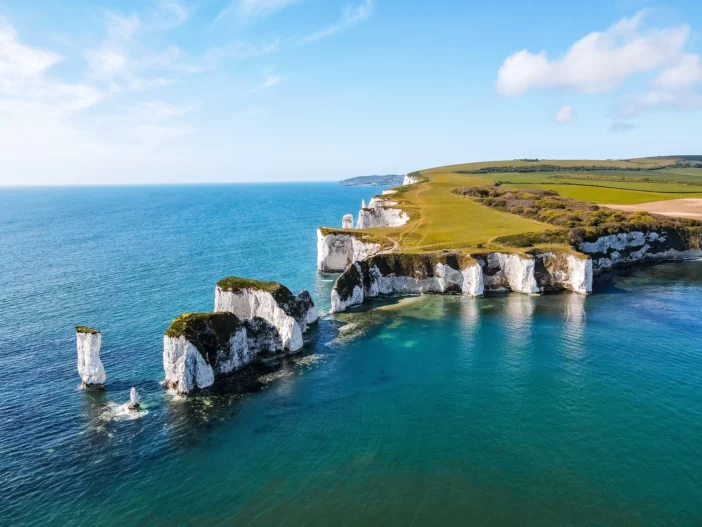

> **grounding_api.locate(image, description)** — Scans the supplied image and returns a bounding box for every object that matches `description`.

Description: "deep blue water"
[1,184,702,526]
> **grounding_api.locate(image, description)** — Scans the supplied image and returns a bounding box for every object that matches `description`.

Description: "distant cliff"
[339,175,404,186]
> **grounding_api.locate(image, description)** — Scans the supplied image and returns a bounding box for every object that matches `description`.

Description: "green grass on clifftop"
[76,326,100,334]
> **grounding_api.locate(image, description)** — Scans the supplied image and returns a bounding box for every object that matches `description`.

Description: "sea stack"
[76,326,106,390]
[214,277,317,352]
[128,388,140,411]
[342,214,354,229]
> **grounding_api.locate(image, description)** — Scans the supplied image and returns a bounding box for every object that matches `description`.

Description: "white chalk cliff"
[76,328,106,388]
[483,253,540,294]
[402,174,420,185]
[342,214,354,229]
[330,251,593,312]
[579,231,702,271]
[356,204,409,229]
[317,229,382,272]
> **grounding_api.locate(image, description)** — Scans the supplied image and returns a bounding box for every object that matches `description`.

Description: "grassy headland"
[347,157,702,256]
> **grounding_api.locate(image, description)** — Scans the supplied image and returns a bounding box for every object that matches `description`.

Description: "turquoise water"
[2,184,702,526]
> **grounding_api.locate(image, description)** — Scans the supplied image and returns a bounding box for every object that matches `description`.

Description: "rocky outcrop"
[163,312,251,394]
[330,250,593,312]
[342,214,354,229]
[403,174,420,185]
[317,229,382,272]
[76,326,106,389]
[214,277,317,352]
[579,230,702,271]
[128,388,140,411]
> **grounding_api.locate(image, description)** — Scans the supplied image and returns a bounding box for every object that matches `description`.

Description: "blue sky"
[1,0,702,185]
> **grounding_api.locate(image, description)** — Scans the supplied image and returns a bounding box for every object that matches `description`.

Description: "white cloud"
[0,20,100,117]
[0,20,62,83]
[616,52,702,117]
[554,104,574,124]
[299,0,373,44]
[651,53,702,91]
[259,74,280,89]
[496,10,689,96]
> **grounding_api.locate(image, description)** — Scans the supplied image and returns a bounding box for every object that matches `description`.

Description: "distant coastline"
[339,174,404,186]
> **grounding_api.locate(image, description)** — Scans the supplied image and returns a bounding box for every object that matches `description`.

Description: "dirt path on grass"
[600,199,702,219]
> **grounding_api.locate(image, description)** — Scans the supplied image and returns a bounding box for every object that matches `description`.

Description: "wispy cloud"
[609,121,638,132]
[299,0,373,45]
[553,105,575,124]
[259,74,281,89]
[215,0,299,25]
[201,38,279,68]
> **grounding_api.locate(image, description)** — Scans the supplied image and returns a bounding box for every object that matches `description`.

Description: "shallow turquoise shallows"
[1,184,702,526]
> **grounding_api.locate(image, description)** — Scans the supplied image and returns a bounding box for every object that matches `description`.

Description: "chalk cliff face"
[316,229,382,272]
[402,174,420,185]
[534,253,593,295]
[330,251,593,312]
[342,214,354,229]
[76,327,106,389]
[356,204,409,229]
[579,230,702,271]
[214,277,317,352]
[330,253,485,312]
[482,253,540,294]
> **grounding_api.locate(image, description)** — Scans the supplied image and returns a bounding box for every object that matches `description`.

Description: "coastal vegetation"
[75,326,100,334]
[165,312,243,364]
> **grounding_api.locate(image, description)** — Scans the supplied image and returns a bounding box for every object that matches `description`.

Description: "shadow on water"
[594,260,702,294]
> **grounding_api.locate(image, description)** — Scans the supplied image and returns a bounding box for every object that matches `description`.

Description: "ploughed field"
[356,157,702,254]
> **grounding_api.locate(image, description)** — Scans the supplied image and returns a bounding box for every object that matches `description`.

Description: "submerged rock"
[214,277,317,352]
[76,326,106,389]
[128,387,140,411]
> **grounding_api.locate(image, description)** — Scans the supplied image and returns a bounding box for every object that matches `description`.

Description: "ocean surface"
[1,183,702,526]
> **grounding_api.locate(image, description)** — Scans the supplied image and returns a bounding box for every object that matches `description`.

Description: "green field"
[347,157,702,255]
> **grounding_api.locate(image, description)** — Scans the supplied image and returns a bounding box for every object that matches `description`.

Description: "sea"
[1,183,702,526]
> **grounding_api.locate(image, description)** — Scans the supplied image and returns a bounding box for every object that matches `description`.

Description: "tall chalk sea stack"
[76,326,106,389]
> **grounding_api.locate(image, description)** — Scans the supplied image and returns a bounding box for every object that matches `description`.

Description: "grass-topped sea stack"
[75,326,106,390]
[163,277,318,395]
[214,277,317,352]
